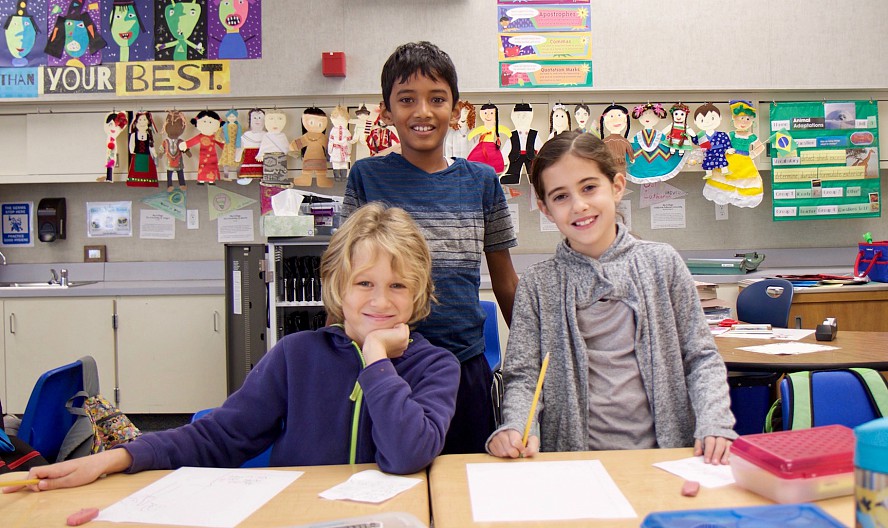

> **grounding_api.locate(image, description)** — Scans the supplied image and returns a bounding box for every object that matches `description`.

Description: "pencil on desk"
[522,351,550,448]
[0,478,40,488]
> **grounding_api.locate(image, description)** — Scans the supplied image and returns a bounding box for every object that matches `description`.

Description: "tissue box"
[730,425,854,504]
[262,215,314,237]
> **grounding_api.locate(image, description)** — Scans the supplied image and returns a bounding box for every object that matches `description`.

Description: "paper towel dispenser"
[37,198,66,242]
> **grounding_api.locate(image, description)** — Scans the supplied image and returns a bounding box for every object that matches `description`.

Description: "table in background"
[0,463,429,528]
[790,283,888,331]
[429,449,853,528]
[716,330,888,372]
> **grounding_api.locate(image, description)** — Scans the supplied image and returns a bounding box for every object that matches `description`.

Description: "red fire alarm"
[322,52,346,77]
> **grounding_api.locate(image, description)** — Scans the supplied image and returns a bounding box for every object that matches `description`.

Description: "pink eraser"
[681,480,700,497]
[66,507,100,526]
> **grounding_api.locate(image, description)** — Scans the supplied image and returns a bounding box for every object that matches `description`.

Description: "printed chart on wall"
[769,100,880,221]
[497,1,592,89]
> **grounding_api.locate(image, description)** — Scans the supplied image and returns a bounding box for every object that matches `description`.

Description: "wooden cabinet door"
[116,296,226,413]
[4,298,116,413]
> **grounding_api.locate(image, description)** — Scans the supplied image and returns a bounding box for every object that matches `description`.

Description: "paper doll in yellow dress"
[705,100,764,208]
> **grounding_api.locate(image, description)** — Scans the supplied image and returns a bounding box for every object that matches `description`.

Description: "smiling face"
[134,113,149,132]
[381,72,458,168]
[218,0,249,31]
[341,244,414,348]
[603,109,627,135]
[479,107,497,127]
[695,110,721,131]
[537,153,625,259]
[5,15,37,59]
[672,109,687,125]
[110,5,140,48]
[63,18,88,58]
[732,113,753,132]
[196,115,221,135]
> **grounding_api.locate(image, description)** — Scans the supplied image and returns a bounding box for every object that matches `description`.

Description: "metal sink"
[0,281,99,289]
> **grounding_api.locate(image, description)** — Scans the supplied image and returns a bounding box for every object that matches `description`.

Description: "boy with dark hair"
[343,41,519,454]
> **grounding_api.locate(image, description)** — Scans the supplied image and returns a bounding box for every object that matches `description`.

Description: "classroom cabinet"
[3,297,116,414]
[267,237,330,348]
[0,301,5,409]
[789,287,888,332]
[115,296,226,413]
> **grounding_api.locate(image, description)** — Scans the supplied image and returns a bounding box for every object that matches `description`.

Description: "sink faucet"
[49,268,60,285]
[0,249,6,265]
[60,269,69,287]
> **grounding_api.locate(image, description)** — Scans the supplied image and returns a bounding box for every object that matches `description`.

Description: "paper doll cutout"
[692,103,732,178]
[350,104,374,161]
[2,0,44,67]
[662,103,695,155]
[102,0,152,62]
[237,107,265,184]
[154,0,206,61]
[574,103,597,135]
[180,110,224,184]
[547,103,571,141]
[209,0,260,59]
[501,103,541,185]
[157,110,191,192]
[599,104,633,175]
[327,105,352,183]
[366,103,399,156]
[256,110,291,186]
[126,111,159,187]
[626,103,686,184]
[706,100,764,208]
[219,108,241,180]
[100,111,128,183]
[45,0,106,67]
[291,107,331,188]
[467,103,511,173]
[444,100,477,159]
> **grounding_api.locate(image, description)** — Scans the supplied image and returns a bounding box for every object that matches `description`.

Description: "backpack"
[56,356,142,462]
[1,399,48,473]
[765,368,888,432]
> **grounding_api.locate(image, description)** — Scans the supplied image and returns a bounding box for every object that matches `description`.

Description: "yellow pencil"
[0,478,40,488]
[522,351,550,447]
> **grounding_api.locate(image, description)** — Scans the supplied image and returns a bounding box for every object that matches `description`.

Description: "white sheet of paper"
[652,456,735,488]
[96,467,303,528]
[217,210,255,243]
[140,210,175,240]
[716,328,815,340]
[650,199,686,229]
[466,460,636,522]
[318,470,421,504]
[738,342,840,355]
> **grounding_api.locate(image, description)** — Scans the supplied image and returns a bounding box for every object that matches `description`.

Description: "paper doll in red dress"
[366,102,399,157]
[179,110,225,185]
[290,107,331,187]
[467,103,511,173]
[126,111,159,187]
[327,105,352,183]
[237,107,265,184]
[100,111,128,182]
[661,103,695,156]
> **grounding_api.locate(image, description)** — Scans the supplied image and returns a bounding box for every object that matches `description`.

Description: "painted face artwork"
[196,114,221,135]
[733,113,753,132]
[110,5,140,49]
[4,15,37,63]
[637,109,661,130]
[160,0,202,60]
[552,108,569,134]
[264,112,286,133]
[575,107,590,129]
[249,109,265,131]
[63,17,88,57]
[480,106,497,126]
[695,111,721,132]
[603,109,627,135]
[135,113,149,132]
[218,0,249,31]
[302,113,327,134]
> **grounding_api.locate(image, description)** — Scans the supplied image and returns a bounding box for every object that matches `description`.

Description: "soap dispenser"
[37,198,66,242]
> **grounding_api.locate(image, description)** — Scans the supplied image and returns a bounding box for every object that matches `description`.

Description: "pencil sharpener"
[815,317,837,341]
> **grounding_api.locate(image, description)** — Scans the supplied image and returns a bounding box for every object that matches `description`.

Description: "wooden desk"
[0,463,429,528]
[790,283,888,331]
[717,330,888,372]
[429,449,853,527]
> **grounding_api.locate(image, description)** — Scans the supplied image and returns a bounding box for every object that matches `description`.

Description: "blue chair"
[190,408,272,468]
[481,300,502,371]
[736,278,795,327]
[780,369,886,429]
[18,359,84,463]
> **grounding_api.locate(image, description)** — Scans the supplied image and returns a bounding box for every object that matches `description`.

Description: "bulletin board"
[769,101,880,221]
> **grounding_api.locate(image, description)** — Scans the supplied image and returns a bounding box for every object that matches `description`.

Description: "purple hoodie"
[122,325,460,474]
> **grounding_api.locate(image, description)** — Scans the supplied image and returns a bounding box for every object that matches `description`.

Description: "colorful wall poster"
[0,67,40,97]
[498,32,590,61]
[1,202,34,247]
[500,60,591,89]
[45,0,106,67]
[208,0,261,59]
[769,100,880,221]
[154,0,208,61]
[497,4,590,33]
[100,0,155,63]
[0,0,48,68]
[87,201,132,237]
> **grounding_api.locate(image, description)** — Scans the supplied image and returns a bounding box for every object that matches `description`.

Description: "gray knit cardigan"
[491,225,737,453]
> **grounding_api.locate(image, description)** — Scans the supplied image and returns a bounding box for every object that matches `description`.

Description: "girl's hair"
[693,102,720,120]
[530,130,619,202]
[480,103,501,149]
[598,104,630,139]
[321,203,435,326]
[631,102,667,120]
[451,100,476,130]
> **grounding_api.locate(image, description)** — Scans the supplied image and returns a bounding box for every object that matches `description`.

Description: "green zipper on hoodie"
[335,324,366,465]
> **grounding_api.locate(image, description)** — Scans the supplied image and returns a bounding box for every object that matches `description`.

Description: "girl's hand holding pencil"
[485,352,550,459]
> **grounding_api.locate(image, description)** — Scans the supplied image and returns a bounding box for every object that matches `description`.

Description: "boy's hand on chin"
[362,323,410,364]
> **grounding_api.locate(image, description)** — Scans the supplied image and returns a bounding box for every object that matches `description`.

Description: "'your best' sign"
[40,61,230,96]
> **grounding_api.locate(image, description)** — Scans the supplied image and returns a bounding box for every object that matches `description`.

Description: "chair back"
[191,408,272,468]
[736,278,794,327]
[18,359,84,462]
[780,369,886,429]
[481,300,501,371]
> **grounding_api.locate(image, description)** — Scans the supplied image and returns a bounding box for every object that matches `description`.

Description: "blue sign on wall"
[1,202,33,246]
